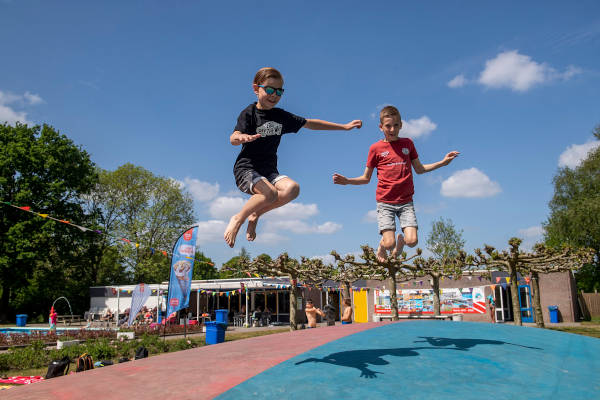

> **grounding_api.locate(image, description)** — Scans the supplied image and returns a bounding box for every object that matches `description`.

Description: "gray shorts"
[236,169,287,195]
[376,201,418,234]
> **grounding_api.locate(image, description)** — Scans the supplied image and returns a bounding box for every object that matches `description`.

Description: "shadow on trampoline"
[295,346,460,378]
[415,336,543,351]
[295,337,542,378]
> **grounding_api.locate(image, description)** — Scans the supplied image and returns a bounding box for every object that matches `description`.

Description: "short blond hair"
[253,67,284,85]
[379,105,401,123]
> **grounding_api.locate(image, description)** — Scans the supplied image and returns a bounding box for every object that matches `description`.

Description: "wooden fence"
[579,292,600,318]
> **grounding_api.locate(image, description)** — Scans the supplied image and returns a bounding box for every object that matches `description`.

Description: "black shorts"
[234,168,287,195]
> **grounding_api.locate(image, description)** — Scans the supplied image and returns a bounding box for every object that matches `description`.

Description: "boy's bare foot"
[376,244,388,263]
[246,214,258,241]
[224,215,243,248]
[391,233,405,258]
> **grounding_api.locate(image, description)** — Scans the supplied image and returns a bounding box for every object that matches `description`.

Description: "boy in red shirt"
[333,105,459,262]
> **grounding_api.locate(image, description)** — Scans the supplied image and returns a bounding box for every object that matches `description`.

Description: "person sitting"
[118,309,130,327]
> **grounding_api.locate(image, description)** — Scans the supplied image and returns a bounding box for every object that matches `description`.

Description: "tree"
[307,253,372,302]
[227,253,312,330]
[331,246,422,321]
[191,251,217,280]
[87,163,195,284]
[471,238,531,326]
[0,123,98,321]
[414,253,467,316]
[219,248,253,278]
[544,124,600,292]
[421,217,467,315]
[518,243,593,328]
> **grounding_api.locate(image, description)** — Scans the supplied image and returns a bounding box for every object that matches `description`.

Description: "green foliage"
[544,124,600,291]
[426,217,465,259]
[0,123,98,321]
[219,248,253,278]
[86,163,195,284]
[191,251,218,280]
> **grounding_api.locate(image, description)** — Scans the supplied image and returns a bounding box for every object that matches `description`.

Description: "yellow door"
[353,290,368,323]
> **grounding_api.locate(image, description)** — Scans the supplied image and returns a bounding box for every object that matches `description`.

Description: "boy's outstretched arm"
[304,119,362,131]
[412,151,460,174]
[230,130,261,145]
[333,167,374,185]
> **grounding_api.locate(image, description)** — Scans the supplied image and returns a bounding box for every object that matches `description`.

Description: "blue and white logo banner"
[128,283,151,327]
[166,226,198,318]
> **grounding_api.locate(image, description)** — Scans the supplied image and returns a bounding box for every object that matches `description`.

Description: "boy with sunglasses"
[333,105,459,262]
[225,67,362,247]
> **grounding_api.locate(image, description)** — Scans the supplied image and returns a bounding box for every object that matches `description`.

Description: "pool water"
[0,327,85,335]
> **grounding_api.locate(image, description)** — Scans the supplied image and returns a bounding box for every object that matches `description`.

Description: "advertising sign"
[374,286,487,314]
[166,226,199,318]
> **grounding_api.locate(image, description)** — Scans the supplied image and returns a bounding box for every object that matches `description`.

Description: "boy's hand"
[231,131,262,145]
[332,173,349,185]
[443,151,460,165]
[344,120,362,130]
[239,133,262,143]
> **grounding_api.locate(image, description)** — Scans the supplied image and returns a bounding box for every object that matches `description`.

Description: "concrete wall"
[538,271,579,323]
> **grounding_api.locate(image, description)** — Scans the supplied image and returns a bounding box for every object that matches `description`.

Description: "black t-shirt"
[233,103,306,175]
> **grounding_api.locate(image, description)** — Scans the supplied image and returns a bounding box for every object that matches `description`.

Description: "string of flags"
[1,201,214,267]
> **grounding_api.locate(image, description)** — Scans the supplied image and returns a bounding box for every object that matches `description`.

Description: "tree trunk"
[289,275,299,330]
[388,269,399,321]
[531,271,544,328]
[0,286,9,322]
[432,275,441,316]
[508,264,522,326]
[342,282,351,302]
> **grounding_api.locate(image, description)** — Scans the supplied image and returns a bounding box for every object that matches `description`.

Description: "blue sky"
[2,1,599,269]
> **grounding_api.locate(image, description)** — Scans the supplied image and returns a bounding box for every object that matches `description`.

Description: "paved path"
[4,321,600,399]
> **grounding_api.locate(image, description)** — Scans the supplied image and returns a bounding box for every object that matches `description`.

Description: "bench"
[57,315,82,326]
[375,314,458,321]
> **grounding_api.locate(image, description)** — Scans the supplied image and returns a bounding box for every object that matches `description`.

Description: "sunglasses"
[258,85,284,96]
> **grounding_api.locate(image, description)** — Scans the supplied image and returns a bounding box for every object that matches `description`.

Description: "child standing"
[49,307,57,332]
[333,105,459,262]
[224,67,362,247]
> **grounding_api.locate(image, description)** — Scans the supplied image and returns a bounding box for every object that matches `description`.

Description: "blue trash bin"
[215,309,228,325]
[205,321,227,345]
[16,314,28,327]
[548,305,559,323]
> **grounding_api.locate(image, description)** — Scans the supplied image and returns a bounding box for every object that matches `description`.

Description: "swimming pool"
[0,327,97,335]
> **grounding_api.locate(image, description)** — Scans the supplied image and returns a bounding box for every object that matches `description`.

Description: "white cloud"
[264,219,342,235]
[23,91,43,105]
[182,177,219,202]
[195,220,227,244]
[208,196,246,219]
[0,90,43,125]
[253,231,289,245]
[518,226,544,239]
[263,202,319,220]
[448,74,467,88]
[441,168,501,198]
[363,209,377,223]
[558,141,600,169]
[0,105,29,125]
[401,116,437,139]
[478,50,580,92]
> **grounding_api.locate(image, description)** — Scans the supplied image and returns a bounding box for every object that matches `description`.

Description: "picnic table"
[56,315,82,326]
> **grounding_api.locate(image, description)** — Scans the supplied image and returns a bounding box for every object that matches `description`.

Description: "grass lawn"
[546,317,600,339]
[2,328,289,379]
